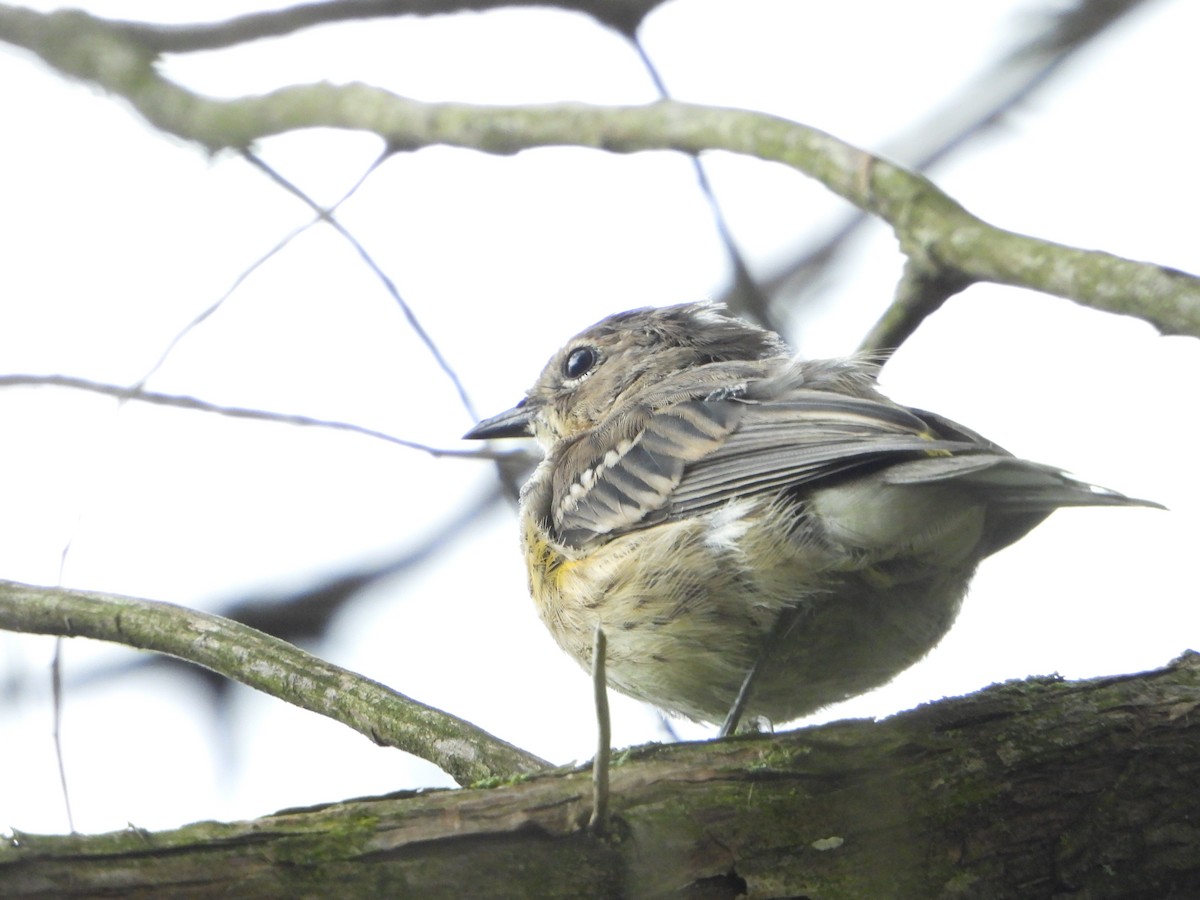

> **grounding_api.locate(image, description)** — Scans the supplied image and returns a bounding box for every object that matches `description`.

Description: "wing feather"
[552,400,740,548]
[666,393,981,516]
[550,390,989,548]
[542,375,1157,552]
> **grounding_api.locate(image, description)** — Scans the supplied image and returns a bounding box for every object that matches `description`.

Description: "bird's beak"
[463,399,534,440]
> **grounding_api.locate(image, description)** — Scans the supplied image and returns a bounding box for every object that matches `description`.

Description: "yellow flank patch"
[523,527,577,588]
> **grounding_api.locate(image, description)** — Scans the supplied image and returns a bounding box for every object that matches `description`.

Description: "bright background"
[2,0,1197,835]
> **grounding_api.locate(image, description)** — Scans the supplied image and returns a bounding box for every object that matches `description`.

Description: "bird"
[464,301,1160,734]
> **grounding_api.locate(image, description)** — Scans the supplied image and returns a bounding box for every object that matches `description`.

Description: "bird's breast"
[517,492,977,724]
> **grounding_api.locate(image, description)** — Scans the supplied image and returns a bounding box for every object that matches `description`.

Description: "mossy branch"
[0,4,1196,346]
[3,655,1197,897]
[0,580,548,786]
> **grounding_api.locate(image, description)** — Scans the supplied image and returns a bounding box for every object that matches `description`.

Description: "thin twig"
[631,36,775,332]
[242,151,479,422]
[131,151,388,393]
[588,623,611,833]
[50,640,75,834]
[0,374,534,463]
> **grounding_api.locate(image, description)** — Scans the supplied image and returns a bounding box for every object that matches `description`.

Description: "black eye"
[563,346,597,380]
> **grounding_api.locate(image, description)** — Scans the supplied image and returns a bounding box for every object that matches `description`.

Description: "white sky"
[1,0,1198,835]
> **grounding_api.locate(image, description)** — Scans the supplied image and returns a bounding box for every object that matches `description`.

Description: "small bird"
[464,302,1159,733]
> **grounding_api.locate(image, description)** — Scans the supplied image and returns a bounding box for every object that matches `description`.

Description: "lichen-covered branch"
[1,4,1197,344]
[3,655,1197,897]
[0,580,548,785]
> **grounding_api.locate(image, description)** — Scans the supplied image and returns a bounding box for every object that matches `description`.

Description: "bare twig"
[0,373,535,463]
[588,624,610,834]
[130,151,387,393]
[242,151,479,422]
[631,36,775,331]
[49,641,75,834]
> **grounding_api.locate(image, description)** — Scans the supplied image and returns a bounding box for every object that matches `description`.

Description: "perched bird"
[464,302,1158,733]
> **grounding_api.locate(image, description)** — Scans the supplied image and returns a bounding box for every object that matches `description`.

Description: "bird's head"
[464,302,787,448]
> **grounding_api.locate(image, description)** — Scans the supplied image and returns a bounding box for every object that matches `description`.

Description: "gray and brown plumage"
[465,302,1160,730]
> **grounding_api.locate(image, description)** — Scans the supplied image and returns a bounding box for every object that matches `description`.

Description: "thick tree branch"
[0,580,548,785]
[2,4,1196,344]
[3,654,1197,897]
[856,161,1200,348]
[113,0,664,53]
[762,0,1154,328]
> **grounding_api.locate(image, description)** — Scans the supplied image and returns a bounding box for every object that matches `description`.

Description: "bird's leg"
[720,606,801,737]
[720,655,764,737]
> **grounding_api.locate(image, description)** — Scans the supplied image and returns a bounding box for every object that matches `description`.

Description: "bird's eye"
[563,346,597,380]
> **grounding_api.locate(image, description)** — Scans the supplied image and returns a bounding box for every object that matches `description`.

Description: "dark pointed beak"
[463,399,534,440]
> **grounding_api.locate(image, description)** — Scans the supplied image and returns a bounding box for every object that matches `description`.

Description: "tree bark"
[3,653,1198,898]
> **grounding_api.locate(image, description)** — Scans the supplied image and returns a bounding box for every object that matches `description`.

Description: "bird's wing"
[550,391,980,548]
[550,399,740,549]
[665,393,980,518]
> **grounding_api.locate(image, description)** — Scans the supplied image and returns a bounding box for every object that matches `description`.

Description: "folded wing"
[548,388,1159,553]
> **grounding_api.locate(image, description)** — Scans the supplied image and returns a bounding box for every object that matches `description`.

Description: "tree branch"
[857,258,973,355]
[3,654,1197,897]
[2,4,1196,343]
[762,0,1154,327]
[111,0,665,53]
[0,580,548,786]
